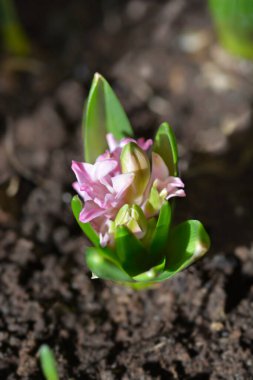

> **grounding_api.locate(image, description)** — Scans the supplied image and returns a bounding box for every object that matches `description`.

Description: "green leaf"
[86,246,134,282]
[115,226,149,277]
[148,201,171,266]
[153,122,178,176]
[39,345,59,380]
[166,219,210,269]
[153,220,210,282]
[133,258,166,282]
[141,217,156,247]
[130,203,171,283]
[71,195,99,246]
[84,73,133,163]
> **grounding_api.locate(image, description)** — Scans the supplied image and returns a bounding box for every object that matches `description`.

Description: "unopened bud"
[115,204,147,239]
[120,142,150,203]
[143,181,164,218]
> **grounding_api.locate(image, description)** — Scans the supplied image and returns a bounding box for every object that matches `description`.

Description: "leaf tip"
[94,72,104,83]
[193,222,211,260]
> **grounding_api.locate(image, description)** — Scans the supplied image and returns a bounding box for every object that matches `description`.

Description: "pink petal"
[72,181,91,201]
[99,175,114,193]
[167,189,186,199]
[137,138,153,151]
[90,215,108,232]
[157,176,185,190]
[156,177,185,200]
[151,152,169,181]
[170,177,185,187]
[79,201,107,223]
[119,137,135,148]
[93,159,118,180]
[96,150,112,161]
[99,232,110,247]
[81,182,108,206]
[71,160,94,184]
[106,133,152,153]
[106,133,119,152]
[99,192,115,209]
[119,137,152,151]
[112,173,135,197]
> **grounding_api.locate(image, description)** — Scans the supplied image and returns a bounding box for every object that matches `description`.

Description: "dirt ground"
[1,1,253,379]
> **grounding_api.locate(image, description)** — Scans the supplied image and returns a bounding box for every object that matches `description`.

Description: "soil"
[1,1,253,379]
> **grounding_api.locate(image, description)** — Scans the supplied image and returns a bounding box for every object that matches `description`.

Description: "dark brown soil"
[1,1,253,379]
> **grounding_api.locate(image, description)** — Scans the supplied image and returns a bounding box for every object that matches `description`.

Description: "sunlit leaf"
[84,73,133,163]
[166,219,210,269]
[153,220,210,282]
[153,122,178,176]
[86,246,134,282]
[71,195,99,246]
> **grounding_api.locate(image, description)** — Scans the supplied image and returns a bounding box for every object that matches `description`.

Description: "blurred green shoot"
[0,0,31,55]
[209,0,253,60]
[39,345,59,380]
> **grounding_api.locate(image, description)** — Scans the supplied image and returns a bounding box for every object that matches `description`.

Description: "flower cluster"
[72,134,185,247]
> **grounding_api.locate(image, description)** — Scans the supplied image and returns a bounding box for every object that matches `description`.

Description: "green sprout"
[39,345,59,380]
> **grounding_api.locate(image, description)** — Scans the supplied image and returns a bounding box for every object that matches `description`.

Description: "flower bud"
[115,204,147,239]
[143,181,164,218]
[120,142,150,203]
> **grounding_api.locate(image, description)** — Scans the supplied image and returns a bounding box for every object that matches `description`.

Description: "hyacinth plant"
[71,73,210,287]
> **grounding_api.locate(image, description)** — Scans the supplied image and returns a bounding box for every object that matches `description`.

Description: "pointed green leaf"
[71,195,99,246]
[39,345,59,380]
[84,73,133,163]
[86,246,134,282]
[153,122,178,176]
[103,75,133,139]
[152,220,210,282]
[148,201,171,266]
[84,75,106,163]
[115,226,149,277]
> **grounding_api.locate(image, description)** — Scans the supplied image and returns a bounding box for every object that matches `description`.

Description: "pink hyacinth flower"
[96,133,152,167]
[72,160,134,224]
[150,152,185,200]
[72,134,185,246]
